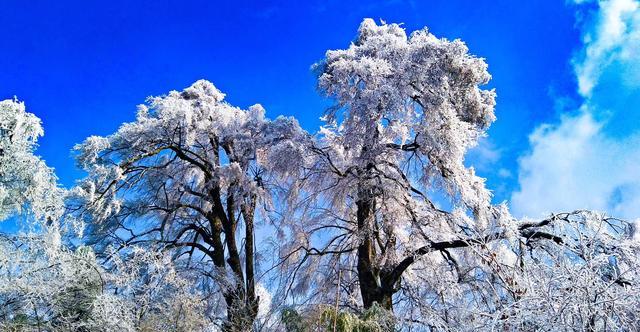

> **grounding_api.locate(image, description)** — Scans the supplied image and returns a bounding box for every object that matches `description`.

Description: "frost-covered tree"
[0,99,101,331]
[94,245,211,332]
[276,17,504,311]
[0,99,63,223]
[493,211,640,331]
[272,19,640,330]
[72,80,307,331]
[0,99,208,332]
[0,233,108,331]
[1,236,212,332]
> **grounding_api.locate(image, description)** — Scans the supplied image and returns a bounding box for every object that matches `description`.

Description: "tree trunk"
[208,184,259,332]
[242,197,259,322]
[356,192,395,311]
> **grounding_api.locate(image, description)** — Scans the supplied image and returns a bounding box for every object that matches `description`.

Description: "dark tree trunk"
[356,192,395,311]
[208,182,259,332]
[241,196,260,322]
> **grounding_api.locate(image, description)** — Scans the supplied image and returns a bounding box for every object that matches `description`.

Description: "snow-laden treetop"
[316,18,497,221]
[0,99,63,223]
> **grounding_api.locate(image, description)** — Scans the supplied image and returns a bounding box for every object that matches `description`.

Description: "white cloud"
[512,109,640,218]
[511,0,640,219]
[573,0,640,97]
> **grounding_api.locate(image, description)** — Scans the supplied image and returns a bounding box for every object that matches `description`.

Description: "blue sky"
[2,0,638,219]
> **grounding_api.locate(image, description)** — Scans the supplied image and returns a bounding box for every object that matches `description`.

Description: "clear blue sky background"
[1,0,585,205]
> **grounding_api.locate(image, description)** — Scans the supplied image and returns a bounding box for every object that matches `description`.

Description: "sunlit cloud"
[511,0,640,219]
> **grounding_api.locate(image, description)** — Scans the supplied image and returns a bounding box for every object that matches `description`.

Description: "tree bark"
[356,192,395,311]
[209,182,258,332]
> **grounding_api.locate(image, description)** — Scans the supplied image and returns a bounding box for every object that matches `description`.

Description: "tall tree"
[274,19,640,331]
[277,17,504,311]
[72,80,307,331]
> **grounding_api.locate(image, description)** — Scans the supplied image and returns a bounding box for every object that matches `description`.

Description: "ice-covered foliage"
[0,100,209,332]
[393,211,640,331]
[72,80,308,330]
[0,235,212,331]
[3,19,640,332]
[272,19,640,331]
[0,100,98,330]
[497,212,640,331]
[0,101,102,330]
[0,234,104,331]
[275,18,502,310]
[0,99,63,224]
[99,245,211,331]
[315,18,496,217]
